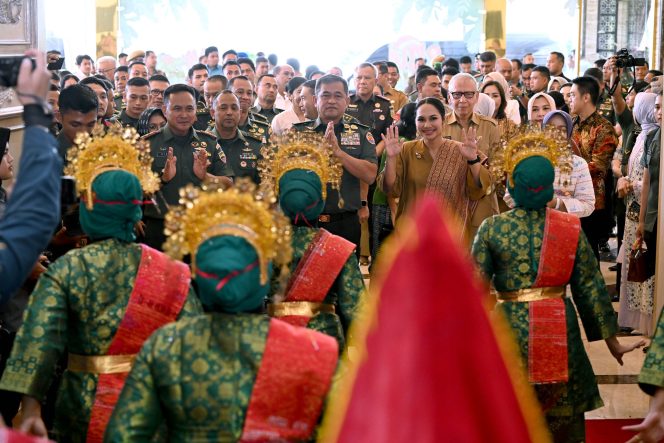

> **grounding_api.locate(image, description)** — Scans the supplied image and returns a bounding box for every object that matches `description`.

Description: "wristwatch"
[361,200,368,207]
[467,155,481,165]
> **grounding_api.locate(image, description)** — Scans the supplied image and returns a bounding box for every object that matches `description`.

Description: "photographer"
[0,50,62,304]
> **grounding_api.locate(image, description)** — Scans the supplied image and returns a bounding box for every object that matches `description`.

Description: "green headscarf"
[508,156,555,209]
[278,169,325,223]
[79,170,143,242]
[194,236,271,313]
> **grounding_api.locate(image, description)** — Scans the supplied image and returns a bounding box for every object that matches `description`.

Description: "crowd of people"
[0,44,662,442]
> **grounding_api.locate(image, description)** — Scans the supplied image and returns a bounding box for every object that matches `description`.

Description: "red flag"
[320,195,551,443]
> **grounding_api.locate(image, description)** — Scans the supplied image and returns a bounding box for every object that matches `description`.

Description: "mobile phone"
[0,56,64,87]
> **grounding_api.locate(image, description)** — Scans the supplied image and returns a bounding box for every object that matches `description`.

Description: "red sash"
[528,209,580,384]
[0,429,53,443]
[85,245,190,443]
[240,319,338,442]
[279,229,355,327]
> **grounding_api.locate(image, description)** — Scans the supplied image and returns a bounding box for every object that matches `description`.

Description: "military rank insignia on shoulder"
[198,130,218,139]
[141,130,161,140]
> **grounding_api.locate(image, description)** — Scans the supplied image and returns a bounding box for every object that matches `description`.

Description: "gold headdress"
[258,131,344,205]
[490,125,573,188]
[163,178,292,285]
[64,125,160,210]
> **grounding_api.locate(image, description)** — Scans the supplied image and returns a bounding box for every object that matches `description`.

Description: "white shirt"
[504,155,595,218]
[275,93,292,111]
[271,108,305,135]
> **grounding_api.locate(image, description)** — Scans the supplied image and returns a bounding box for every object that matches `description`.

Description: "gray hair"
[449,73,478,91]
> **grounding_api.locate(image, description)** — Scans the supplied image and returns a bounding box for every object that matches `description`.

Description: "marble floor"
[360,237,653,421]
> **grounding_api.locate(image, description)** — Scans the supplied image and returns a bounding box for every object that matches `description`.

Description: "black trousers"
[581,209,611,264]
[318,212,361,259]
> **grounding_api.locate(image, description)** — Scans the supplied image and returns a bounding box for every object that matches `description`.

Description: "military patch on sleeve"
[366,132,375,144]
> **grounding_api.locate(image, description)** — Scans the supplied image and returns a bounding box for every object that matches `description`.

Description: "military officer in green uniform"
[118,77,150,130]
[252,74,283,124]
[228,76,272,144]
[292,74,377,251]
[209,90,263,184]
[346,62,394,142]
[113,66,128,113]
[142,84,234,250]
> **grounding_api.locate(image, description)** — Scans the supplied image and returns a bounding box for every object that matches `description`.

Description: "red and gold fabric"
[82,245,190,443]
[508,208,580,384]
[269,229,355,327]
[241,319,338,441]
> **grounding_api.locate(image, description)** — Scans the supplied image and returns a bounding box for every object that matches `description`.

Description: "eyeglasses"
[150,89,165,97]
[449,91,476,99]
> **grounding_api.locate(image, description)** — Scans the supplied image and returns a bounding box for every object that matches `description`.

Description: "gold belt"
[496,286,566,303]
[67,353,136,374]
[267,301,336,317]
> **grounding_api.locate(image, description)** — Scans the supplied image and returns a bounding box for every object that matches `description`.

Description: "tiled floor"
[360,238,653,421]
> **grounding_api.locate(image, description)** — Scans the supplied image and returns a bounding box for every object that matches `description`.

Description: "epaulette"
[375,95,392,104]
[141,130,160,140]
[197,130,218,139]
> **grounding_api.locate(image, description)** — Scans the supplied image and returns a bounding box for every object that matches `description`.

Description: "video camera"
[614,48,647,69]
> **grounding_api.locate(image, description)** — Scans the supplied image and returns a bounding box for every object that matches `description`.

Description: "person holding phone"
[0,49,62,305]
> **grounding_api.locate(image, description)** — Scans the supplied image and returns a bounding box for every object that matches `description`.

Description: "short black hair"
[128,61,146,70]
[80,76,109,91]
[222,60,240,71]
[304,65,320,79]
[145,50,155,57]
[222,49,238,59]
[188,63,208,79]
[58,83,98,115]
[228,75,251,90]
[459,56,472,64]
[572,76,600,105]
[521,63,536,72]
[479,51,497,63]
[114,66,128,74]
[75,54,93,65]
[386,61,399,72]
[550,51,565,64]
[211,89,239,108]
[302,79,317,90]
[583,67,603,84]
[256,73,276,86]
[51,71,60,82]
[59,74,80,90]
[237,57,255,72]
[441,67,459,77]
[315,74,348,95]
[511,59,523,70]
[532,66,551,80]
[205,46,218,57]
[49,83,60,92]
[286,76,306,94]
[126,77,150,88]
[163,84,197,105]
[442,58,460,71]
[267,53,278,65]
[373,61,388,75]
[118,52,128,58]
[416,68,439,85]
[648,69,663,76]
[594,59,606,68]
[256,56,268,65]
[207,74,228,89]
[286,58,300,72]
[149,74,170,83]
